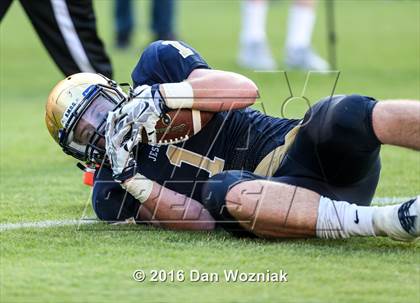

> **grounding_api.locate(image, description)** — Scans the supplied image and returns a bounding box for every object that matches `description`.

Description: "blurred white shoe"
[285,47,330,71]
[373,196,419,242]
[238,41,277,70]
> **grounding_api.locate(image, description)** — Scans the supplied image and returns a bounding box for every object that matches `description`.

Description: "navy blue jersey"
[131,40,210,87]
[93,41,299,220]
[134,109,299,202]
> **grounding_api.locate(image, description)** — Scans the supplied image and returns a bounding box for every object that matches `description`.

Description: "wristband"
[161,82,194,109]
[121,173,153,203]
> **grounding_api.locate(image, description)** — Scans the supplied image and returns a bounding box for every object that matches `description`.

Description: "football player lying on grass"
[45,40,419,241]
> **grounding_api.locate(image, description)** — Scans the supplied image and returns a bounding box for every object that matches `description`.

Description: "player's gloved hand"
[132,84,169,113]
[105,86,166,179]
[119,84,169,144]
[105,109,139,181]
[105,109,154,201]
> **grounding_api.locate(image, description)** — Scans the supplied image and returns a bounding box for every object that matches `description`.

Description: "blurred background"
[0,1,419,302]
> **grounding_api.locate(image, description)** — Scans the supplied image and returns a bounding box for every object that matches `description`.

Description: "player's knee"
[202,170,263,237]
[224,181,244,205]
[202,171,245,219]
[319,94,380,149]
[225,181,261,221]
[92,182,139,222]
[327,94,376,133]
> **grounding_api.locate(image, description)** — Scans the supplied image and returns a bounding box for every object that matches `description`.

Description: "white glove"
[104,85,165,179]
[121,84,166,144]
[105,109,139,179]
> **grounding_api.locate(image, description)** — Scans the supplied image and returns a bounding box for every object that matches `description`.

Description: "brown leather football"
[142,109,214,145]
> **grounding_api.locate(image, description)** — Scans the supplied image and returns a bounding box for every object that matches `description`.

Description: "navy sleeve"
[131,40,210,87]
[92,167,140,221]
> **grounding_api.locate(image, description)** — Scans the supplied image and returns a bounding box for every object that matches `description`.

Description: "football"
[142,109,214,145]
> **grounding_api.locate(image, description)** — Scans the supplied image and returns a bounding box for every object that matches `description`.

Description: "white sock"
[316,196,377,239]
[240,0,268,44]
[285,4,316,50]
[371,202,417,241]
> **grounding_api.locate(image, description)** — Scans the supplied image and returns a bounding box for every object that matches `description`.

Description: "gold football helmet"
[45,73,127,163]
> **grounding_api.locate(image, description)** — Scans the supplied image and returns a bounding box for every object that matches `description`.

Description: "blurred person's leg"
[238,0,276,70]
[18,0,112,77]
[151,0,176,41]
[114,0,133,48]
[284,0,329,71]
[0,0,13,21]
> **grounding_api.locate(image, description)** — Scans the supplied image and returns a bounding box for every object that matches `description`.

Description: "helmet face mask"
[46,73,128,164]
[59,84,126,163]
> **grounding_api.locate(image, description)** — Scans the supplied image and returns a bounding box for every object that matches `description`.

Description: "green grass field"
[1,1,419,302]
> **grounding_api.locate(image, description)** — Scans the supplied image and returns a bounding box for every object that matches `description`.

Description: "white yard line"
[0,196,414,232]
[0,219,97,232]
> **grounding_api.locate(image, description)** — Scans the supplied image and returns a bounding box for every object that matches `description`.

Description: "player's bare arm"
[138,69,258,113]
[184,68,259,112]
[136,182,215,231]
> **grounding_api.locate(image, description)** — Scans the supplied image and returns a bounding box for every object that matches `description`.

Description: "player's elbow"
[198,210,216,230]
[187,207,216,231]
[238,77,259,106]
[171,215,215,231]
[180,201,216,231]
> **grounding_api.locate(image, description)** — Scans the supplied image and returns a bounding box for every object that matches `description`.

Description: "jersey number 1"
[166,145,225,177]
[162,41,194,59]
